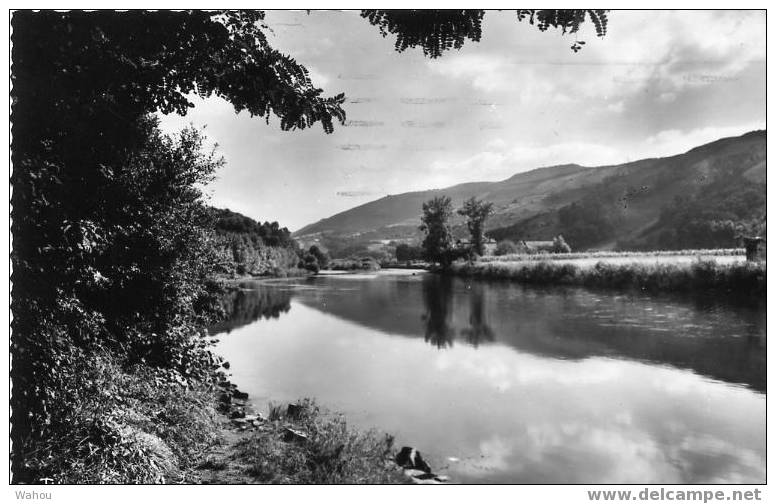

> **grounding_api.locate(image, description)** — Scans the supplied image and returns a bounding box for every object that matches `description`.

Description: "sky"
[157,10,766,231]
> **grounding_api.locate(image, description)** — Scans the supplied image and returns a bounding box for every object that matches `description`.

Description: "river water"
[209,270,766,484]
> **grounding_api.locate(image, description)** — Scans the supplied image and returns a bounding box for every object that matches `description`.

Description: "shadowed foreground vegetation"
[26,351,408,484]
[19,351,221,484]
[449,259,766,297]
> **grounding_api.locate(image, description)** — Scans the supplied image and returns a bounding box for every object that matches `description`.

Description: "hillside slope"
[295,130,766,251]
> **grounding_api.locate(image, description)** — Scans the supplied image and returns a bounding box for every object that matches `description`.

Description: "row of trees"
[420,196,494,266]
[212,208,318,276]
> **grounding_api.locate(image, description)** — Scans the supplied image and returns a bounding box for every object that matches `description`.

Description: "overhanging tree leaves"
[361,9,608,57]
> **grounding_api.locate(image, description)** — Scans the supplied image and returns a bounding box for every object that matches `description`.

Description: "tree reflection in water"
[209,284,292,334]
[461,283,495,347]
[421,275,498,349]
[421,275,456,348]
[213,274,766,393]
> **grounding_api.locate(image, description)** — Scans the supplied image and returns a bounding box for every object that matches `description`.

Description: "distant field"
[450,254,765,296]
[481,249,748,268]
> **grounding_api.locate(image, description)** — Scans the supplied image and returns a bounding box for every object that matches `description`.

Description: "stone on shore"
[395,446,432,473]
[283,427,309,444]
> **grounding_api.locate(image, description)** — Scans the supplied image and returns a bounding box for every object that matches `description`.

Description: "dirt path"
[195,419,261,484]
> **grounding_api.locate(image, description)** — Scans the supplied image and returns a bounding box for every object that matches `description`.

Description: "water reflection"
[209,283,292,334]
[422,275,455,348]
[210,271,765,484]
[462,283,496,347]
[211,273,766,392]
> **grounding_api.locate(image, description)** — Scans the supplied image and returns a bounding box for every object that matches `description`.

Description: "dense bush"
[494,240,520,256]
[18,351,220,484]
[11,120,226,482]
[395,243,424,262]
[552,235,572,253]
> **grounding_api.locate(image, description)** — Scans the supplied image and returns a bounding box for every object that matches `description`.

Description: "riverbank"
[198,392,413,484]
[447,258,766,297]
[216,268,312,283]
[481,248,746,263]
[20,348,425,484]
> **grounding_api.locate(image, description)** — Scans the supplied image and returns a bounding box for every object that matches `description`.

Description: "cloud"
[415,140,626,189]
[643,123,765,158]
[427,54,509,92]
[156,10,764,230]
[427,11,764,113]
[306,66,330,88]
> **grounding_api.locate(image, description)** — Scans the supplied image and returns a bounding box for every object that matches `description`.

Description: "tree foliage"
[552,235,572,253]
[420,196,455,266]
[494,240,520,256]
[458,197,495,256]
[212,208,295,248]
[10,10,348,481]
[308,245,331,270]
[361,9,609,57]
[210,208,300,277]
[395,243,424,262]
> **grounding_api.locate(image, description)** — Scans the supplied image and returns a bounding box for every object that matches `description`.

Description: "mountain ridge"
[295,130,766,252]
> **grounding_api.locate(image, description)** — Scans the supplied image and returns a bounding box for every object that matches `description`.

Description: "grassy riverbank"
[15,351,220,483]
[201,398,407,484]
[482,248,746,263]
[18,350,408,484]
[449,258,766,297]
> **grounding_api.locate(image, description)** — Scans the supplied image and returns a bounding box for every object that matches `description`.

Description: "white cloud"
[414,140,626,189]
[306,66,330,88]
[427,54,508,92]
[643,122,765,158]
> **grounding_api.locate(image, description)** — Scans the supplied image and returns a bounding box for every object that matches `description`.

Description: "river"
[209,269,766,484]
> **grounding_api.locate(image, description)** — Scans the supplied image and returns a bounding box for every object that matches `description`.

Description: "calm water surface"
[210,270,766,484]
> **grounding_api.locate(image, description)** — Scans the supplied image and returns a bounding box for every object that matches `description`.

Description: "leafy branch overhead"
[361,9,609,58]
[12,10,346,135]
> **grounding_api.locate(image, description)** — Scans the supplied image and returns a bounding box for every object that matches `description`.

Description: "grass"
[449,258,765,297]
[483,248,746,263]
[18,353,409,485]
[18,351,220,484]
[232,399,407,484]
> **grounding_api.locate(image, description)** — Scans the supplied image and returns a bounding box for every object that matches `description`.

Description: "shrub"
[236,399,404,484]
[552,235,572,253]
[494,240,520,256]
